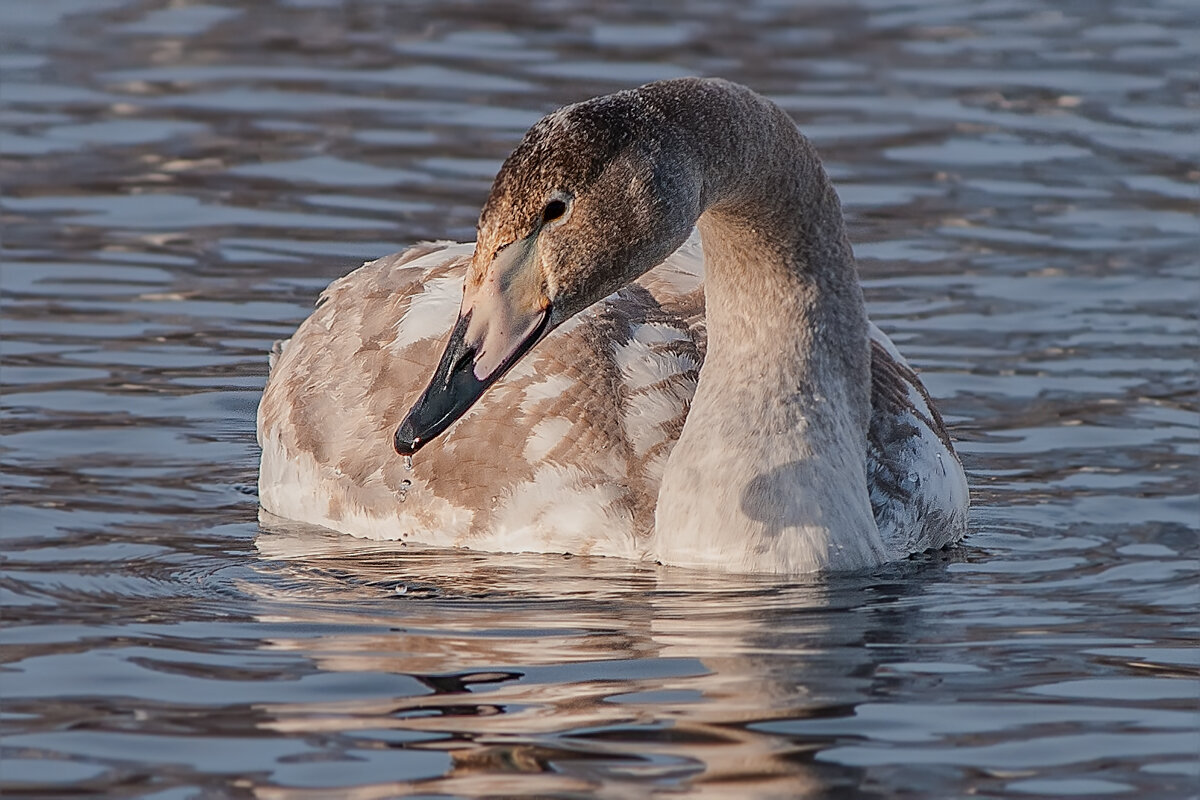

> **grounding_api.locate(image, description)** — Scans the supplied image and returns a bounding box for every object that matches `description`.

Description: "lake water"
[2,0,1198,797]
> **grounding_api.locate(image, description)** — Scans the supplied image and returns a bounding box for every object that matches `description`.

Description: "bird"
[257,77,969,574]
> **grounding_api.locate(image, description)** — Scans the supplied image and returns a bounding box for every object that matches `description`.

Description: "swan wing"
[866,323,970,556]
[257,242,702,558]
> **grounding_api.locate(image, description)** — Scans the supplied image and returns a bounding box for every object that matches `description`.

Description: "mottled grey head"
[476,87,703,322]
[396,80,709,455]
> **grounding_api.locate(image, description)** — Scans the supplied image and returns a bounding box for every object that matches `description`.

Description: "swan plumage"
[257,78,968,573]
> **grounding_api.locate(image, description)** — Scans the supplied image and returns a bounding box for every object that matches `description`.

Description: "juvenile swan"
[257,78,969,573]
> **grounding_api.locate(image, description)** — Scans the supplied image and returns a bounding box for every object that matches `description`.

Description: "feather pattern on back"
[258,231,967,559]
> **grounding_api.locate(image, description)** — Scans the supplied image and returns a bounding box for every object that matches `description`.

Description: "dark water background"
[2,0,1198,797]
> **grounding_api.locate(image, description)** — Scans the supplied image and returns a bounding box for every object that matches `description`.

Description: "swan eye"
[541,199,568,224]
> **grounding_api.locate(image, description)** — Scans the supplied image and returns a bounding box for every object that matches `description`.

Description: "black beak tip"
[394,417,422,456]
[392,306,550,459]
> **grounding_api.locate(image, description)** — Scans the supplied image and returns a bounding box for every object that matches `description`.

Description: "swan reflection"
[248,513,943,798]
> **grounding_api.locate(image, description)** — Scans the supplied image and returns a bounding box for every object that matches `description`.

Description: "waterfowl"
[257,77,969,574]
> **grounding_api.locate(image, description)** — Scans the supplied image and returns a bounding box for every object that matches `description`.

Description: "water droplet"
[936,453,946,475]
[398,478,412,501]
[395,584,408,596]
[403,455,413,471]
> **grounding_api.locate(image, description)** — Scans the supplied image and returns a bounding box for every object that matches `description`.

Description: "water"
[2,0,1198,796]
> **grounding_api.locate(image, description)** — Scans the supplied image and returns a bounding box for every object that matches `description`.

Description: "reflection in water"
[251,520,934,798]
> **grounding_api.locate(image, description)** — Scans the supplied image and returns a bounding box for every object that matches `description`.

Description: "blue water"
[3,0,1198,797]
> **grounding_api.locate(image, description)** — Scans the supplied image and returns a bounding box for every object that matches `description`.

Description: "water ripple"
[3,0,1197,797]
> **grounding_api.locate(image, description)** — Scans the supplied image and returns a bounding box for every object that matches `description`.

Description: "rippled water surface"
[3,0,1198,797]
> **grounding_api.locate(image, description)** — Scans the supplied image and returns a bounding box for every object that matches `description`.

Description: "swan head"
[395,83,704,455]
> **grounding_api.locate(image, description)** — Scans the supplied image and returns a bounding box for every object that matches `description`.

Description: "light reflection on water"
[2,0,1198,797]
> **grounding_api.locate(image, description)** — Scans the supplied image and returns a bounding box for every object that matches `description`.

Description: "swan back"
[258,236,707,557]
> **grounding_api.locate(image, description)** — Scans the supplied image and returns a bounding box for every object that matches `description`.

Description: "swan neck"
[649,81,884,573]
[682,87,869,409]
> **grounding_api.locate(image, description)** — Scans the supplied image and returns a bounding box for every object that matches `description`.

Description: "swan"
[257,77,969,574]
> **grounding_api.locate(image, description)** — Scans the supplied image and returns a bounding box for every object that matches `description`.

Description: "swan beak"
[395,236,551,455]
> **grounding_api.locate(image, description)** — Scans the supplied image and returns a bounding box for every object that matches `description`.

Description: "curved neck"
[646,80,883,573]
[657,79,871,425]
